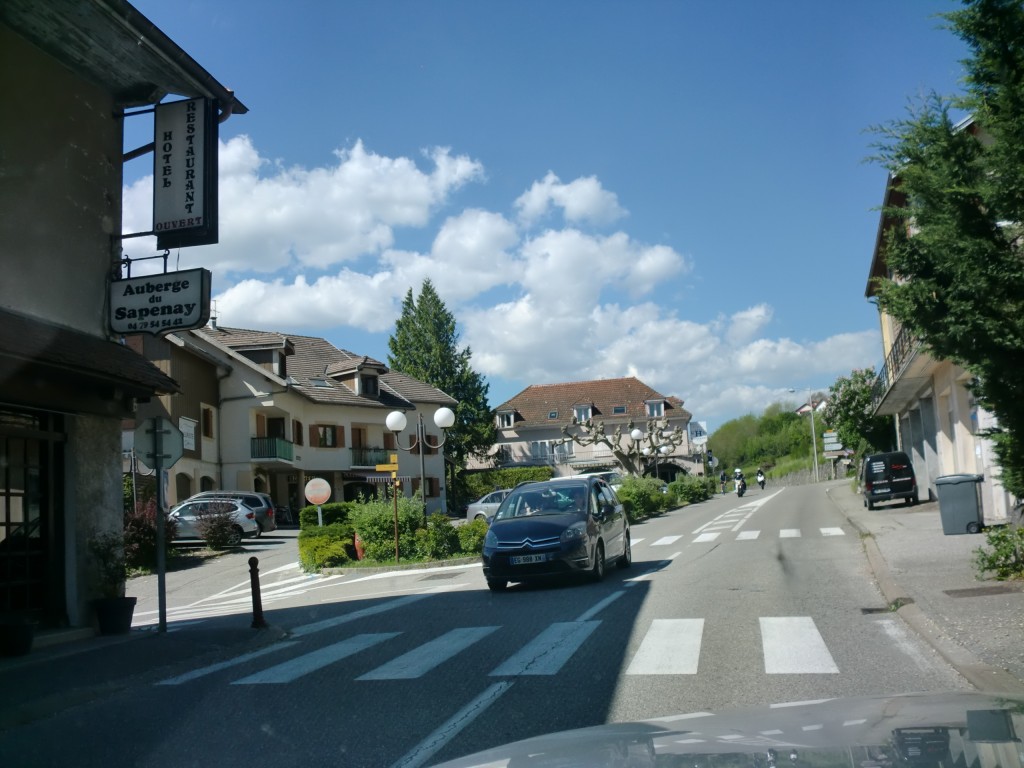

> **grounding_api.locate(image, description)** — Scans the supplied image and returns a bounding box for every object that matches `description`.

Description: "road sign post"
[376,453,400,563]
[133,417,183,633]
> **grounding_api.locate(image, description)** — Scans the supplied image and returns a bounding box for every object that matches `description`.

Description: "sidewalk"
[825,480,1024,693]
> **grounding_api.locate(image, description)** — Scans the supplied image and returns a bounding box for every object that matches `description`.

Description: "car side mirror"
[600,503,614,518]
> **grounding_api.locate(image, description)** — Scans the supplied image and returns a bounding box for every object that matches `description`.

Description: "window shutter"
[336,426,345,447]
[293,420,303,446]
[384,432,396,450]
[309,425,318,446]
[256,413,266,437]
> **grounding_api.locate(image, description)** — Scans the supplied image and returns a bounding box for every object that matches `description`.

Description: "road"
[2,482,969,767]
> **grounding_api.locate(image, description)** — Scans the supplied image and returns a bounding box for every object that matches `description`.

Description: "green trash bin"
[934,474,984,535]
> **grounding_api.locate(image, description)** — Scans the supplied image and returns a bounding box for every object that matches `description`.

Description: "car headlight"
[484,529,498,547]
[560,523,587,545]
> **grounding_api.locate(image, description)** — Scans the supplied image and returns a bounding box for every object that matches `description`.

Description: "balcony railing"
[870,325,920,414]
[351,447,392,467]
[250,437,294,462]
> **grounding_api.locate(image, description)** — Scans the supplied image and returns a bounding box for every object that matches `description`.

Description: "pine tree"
[871,0,1024,496]
[388,280,497,477]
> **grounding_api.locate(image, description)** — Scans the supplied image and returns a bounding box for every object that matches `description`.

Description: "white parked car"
[168,498,259,546]
[466,489,511,523]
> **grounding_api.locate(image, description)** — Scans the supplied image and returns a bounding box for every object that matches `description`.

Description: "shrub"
[973,524,1024,580]
[617,476,667,522]
[420,513,460,559]
[299,502,355,529]
[195,501,241,550]
[670,476,714,505]
[349,494,426,561]
[457,518,489,554]
[298,523,352,572]
[123,498,177,572]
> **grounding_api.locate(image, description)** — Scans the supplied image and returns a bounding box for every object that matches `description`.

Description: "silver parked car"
[466,489,511,523]
[183,490,277,534]
[168,498,259,546]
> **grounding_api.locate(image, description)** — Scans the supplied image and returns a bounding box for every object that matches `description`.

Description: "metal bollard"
[249,556,268,629]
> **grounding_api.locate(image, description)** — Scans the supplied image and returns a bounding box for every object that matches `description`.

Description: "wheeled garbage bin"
[934,474,985,535]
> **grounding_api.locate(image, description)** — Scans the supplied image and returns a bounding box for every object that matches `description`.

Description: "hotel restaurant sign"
[153,97,218,249]
[110,98,219,337]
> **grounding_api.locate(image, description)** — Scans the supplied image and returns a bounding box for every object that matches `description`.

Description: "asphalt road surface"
[2,483,969,767]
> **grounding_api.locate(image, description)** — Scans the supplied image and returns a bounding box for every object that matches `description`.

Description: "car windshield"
[494,484,588,520]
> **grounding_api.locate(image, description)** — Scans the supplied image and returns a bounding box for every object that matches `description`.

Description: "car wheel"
[228,525,243,547]
[866,498,875,511]
[487,579,507,592]
[617,531,631,569]
[475,513,486,522]
[590,542,605,583]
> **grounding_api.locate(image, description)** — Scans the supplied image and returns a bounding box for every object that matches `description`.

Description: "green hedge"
[299,501,355,529]
[298,523,353,571]
[462,467,554,502]
[669,476,715,505]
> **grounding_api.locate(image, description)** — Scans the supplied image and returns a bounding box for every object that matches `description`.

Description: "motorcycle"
[756,472,766,490]
[736,477,746,497]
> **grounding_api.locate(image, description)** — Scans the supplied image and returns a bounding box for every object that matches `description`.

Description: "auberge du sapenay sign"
[109,268,211,336]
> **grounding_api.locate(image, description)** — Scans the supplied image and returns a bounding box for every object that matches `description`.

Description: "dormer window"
[310,377,330,388]
[574,405,592,422]
[646,400,664,418]
[612,405,626,415]
[548,410,558,420]
[360,374,379,397]
[497,412,514,428]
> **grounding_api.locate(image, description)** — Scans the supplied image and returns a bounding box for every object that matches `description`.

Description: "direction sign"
[134,417,183,468]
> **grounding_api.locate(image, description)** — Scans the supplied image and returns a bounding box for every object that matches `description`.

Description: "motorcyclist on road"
[756,468,766,489]
[734,468,746,494]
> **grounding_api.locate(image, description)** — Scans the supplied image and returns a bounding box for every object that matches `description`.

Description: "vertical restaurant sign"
[153,97,219,249]
[109,268,212,336]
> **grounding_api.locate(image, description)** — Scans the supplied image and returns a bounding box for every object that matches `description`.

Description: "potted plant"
[88,529,137,635]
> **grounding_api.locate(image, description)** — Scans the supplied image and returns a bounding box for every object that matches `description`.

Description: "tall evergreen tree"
[388,280,497,479]
[871,0,1024,497]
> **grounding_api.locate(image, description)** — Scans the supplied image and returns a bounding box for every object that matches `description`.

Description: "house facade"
[0,1,244,629]
[127,325,458,516]
[866,173,1011,522]
[475,377,696,481]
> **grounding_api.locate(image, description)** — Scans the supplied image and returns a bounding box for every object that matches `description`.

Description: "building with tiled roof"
[476,377,696,480]
[130,324,457,515]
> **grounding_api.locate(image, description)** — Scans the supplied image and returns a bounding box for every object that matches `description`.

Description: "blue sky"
[122,0,969,429]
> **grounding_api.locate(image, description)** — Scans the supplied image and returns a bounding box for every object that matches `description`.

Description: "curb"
[825,486,1024,694]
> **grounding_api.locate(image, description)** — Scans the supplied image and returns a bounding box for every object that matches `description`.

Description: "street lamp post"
[386,406,456,518]
[789,387,820,483]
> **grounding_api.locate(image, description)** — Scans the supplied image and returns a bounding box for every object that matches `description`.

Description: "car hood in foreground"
[431,691,1024,767]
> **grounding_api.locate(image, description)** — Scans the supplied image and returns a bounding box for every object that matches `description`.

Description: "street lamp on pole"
[386,406,456,517]
[789,387,820,483]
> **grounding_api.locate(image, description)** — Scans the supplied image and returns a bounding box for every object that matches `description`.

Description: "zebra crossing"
[157,610,840,687]
[637,527,846,547]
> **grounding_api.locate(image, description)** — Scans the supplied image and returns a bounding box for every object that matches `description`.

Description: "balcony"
[870,325,937,416]
[351,447,392,467]
[250,436,294,464]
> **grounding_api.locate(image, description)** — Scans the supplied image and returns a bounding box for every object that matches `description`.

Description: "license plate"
[872,486,890,495]
[510,554,547,565]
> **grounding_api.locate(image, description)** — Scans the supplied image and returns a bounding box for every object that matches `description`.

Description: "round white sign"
[304,477,331,505]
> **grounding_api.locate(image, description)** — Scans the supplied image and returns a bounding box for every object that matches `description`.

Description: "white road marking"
[761,618,839,674]
[490,621,599,676]
[290,593,431,637]
[693,532,721,543]
[233,633,399,684]
[390,681,514,768]
[820,527,846,537]
[779,529,802,538]
[769,698,835,708]
[156,641,300,685]
[626,619,704,675]
[576,591,625,621]
[358,627,499,680]
[630,537,645,546]
[736,530,761,541]
[652,535,683,546]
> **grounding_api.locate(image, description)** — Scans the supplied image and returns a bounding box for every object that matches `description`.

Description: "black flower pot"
[0,614,34,656]
[92,596,137,635]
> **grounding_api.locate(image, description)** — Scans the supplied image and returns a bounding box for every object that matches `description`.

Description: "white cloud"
[726,304,773,345]
[122,137,484,275]
[514,172,627,227]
